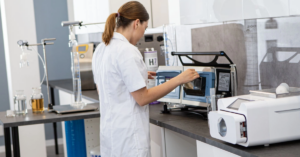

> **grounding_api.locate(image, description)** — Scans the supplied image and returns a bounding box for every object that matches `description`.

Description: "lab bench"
[0,103,99,157]
[1,79,300,157]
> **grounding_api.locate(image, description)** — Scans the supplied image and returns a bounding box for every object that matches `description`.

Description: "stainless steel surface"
[250,87,300,98]
[136,33,165,66]
[53,104,98,114]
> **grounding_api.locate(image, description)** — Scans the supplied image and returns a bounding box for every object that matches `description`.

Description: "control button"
[157,36,164,42]
[80,54,85,58]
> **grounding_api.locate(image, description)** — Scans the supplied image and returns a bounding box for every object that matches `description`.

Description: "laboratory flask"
[30,87,44,113]
[14,90,27,115]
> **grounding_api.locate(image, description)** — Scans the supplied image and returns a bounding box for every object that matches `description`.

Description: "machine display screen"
[227,98,252,110]
[218,72,230,92]
[78,46,86,51]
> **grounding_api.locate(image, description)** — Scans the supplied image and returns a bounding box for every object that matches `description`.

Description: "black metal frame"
[171,51,234,67]
[51,87,59,155]
[4,128,11,157]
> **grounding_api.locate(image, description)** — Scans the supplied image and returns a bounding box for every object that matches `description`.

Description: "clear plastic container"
[14,90,27,115]
[29,87,44,113]
[206,94,225,113]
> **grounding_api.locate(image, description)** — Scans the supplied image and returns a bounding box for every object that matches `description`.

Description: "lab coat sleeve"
[117,54,146,93]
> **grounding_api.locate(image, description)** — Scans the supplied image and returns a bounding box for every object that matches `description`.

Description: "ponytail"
[102,1,149,45]
[102,13,117,45]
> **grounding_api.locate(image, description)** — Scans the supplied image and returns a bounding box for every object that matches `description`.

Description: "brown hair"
[102,1,149,45]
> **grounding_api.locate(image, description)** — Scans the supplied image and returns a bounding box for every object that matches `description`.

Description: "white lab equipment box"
[209,88,300,147]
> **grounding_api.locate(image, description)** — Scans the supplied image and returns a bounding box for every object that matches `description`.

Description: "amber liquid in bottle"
[31,98,44,113]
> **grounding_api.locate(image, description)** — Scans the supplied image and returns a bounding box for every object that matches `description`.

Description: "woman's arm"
[131,69,200,106]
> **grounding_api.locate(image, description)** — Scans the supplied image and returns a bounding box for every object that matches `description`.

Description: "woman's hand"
[175,69,199,84]
[131,69,199,106]
[148,71,156,79]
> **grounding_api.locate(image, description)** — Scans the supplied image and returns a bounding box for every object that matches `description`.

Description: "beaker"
[13,90,27,115]
[29,87,44,113]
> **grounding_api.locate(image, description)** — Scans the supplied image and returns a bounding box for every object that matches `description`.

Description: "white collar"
[112,32,129,43]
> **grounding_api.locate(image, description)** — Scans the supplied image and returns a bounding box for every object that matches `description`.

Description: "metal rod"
[53,122,59,154]
[171,52,222,56]
[61,21,105,27]
[80,22,105,26]
[42,43,51,107]
[4,127,12,157]
[27,43,43,46]
[12,127,20,157]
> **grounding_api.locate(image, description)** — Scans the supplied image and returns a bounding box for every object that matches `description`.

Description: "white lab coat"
[92,32,150,157]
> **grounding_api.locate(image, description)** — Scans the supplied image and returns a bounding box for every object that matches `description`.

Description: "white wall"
[179,0,300,25]
[0,0,47,156]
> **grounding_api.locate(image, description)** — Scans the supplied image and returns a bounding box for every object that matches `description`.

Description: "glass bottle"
[13,90,27,115]
[30,87,44,113]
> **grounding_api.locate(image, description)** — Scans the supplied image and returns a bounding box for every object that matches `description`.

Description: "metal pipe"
[27,43,43,46]
[61,21,105,27]
[80,22,105,26]
[42,43,51,107]
[230,64,238,96]
[41,38,56,109]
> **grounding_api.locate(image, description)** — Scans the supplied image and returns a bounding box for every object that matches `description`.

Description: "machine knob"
[157,36,164,42]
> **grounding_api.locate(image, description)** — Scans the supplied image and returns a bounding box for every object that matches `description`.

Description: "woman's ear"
[134,19,140,30]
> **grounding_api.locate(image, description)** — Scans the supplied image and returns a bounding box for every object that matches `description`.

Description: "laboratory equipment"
[72,43,99,90]
[144,47,158,90]
[163,24,177,66]
[17,38,56,110]
[144,48,158,72]
[156,66,183,104]
[29,87,44,113]
[157,51,237,115]
[62,21,104,107]
[13,90,27,115]
[209,85,300,147]
[136,33,165,66]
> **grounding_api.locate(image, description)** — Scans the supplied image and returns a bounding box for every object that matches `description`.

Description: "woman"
[92,1,199,156]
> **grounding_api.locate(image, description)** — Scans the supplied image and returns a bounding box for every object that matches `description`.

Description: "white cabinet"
[71,0,109,34]
[289,0,300,15]
[68,0,174,33]
[214,0,243,21]
[152,0,169,27]
[150,124,165,157]
[197,140,240,157]
[179,0,243,24]
[243,0,289,19]
[165,129,197,157]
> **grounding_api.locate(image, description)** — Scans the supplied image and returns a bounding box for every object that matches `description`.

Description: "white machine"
[209,87,300,147]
